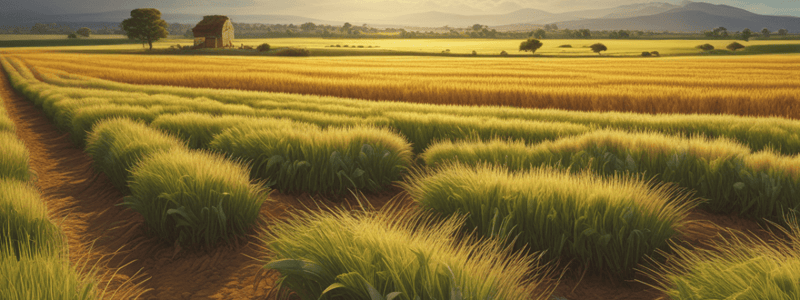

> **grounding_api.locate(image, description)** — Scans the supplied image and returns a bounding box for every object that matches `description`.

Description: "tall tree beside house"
[121,8,168,50]
[76,27,91,37]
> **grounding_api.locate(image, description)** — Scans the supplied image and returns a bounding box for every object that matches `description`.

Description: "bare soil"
[0,68,777,300]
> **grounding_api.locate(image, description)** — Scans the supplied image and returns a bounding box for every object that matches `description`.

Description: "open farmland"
[2,48,800,300]
[7,52,800,120]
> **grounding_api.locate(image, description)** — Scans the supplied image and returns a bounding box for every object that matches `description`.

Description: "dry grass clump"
[404,163,693,276]
[263,206,554,300]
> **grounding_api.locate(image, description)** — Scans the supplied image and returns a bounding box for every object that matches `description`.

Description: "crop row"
[0,92,96,299]
[22,59,800,156]
[12,52,800,119]
[423,131,800,223]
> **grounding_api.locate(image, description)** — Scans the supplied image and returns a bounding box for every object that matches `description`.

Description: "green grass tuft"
[0,240,96,300]
[210,125,413,195]
[151,113,315,149]
[122,148,269,247]
[264,207,554,300]
[0,179,61,259]
[0,132,32,182]
[403,163,693,276]
[85,118,185,192]
[645,215,800,299]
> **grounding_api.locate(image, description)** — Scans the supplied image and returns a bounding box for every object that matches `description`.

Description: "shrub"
[67,33,77,39]
[404,164,692,276]
[0,132,31,182]
[727,42,745,52]
[642,51,652,57]
[650,51,660,57]
[0,179,61,259]
[275,48,310,57]
[558,44,572,48]
[697,44,715,51]
[85,118,185,192]
[122,148,268,247]
[256,43,271,52]
[471,50,477,55]
[422,130,800,224]
[357,45,364,48]
[264,207,553,300]
[335,44,341,47]
[343,45,349,47]
[500,50,508,56]
[209,125,413,195]
[590,43,608,55]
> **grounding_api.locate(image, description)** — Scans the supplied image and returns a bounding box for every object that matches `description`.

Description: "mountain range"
[1,2,798,33]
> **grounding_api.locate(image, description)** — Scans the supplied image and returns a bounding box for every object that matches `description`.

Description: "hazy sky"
[2,0,799,20]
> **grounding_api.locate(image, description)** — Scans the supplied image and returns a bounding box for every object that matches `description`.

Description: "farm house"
[192,15,234,48]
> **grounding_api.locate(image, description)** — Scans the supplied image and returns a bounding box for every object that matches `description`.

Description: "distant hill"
[556,2,800,32]
[389,9,555,28]
[387,2,679,27]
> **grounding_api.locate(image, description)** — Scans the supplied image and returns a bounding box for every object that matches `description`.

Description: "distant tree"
[618,30,630,38]
[472,24,484,31]
[67,33,78,39]
[697,43,715,51]
[257,43,270,52]
[727,41,745,51]
[534,28,546,39]
[641,51,652,57]
[650,51,660,57]
[120,8,168,50]
[713,26,728,37]
[76,27,91,37]
[590,43,607,55]
[519,38,543,54]
[544,24,552,31]
[341,22,352,33]
[579,29,592,38]
[500,50,508,56]
[550,24,558,31]
[300,22,317,31]
[741,28,752,41]
[703,31,715,38]
[183,29,193,38]
[778,28,788,36]
[761,28,770,38]
[471,50,477,55]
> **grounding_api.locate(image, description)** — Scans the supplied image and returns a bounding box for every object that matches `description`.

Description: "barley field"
[8,52,800,119]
